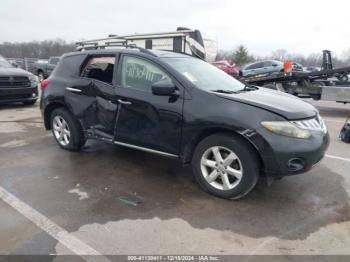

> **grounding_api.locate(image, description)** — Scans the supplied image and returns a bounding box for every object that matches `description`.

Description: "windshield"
[162,57,245,93]
[0,56,13,68]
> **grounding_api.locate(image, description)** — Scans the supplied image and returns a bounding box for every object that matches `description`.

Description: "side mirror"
[272,64,278,67]
[152,80,177,96]
[11,62,18,68]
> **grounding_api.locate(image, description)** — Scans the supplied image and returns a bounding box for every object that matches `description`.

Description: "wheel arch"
[43,102,65,130]
[182,127,264,171]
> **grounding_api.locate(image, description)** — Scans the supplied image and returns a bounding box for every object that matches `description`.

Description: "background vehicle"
[240,50,350,103]
[40,46,329,199]
[7,57,38,74]
[0,55,39,105]
[34,56,60,81]
[292,62,304,71]
[76,27,218,62]
[304,66,321,72]
[211,60,239,76]
[242,60,284,77]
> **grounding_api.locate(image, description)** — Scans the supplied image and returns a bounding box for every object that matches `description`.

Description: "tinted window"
[263,61,273,67]
[81,56,115,84]
[245,62,262,70]
[254,62,264,68]
[121,56,171,92]
[245,64,254,70]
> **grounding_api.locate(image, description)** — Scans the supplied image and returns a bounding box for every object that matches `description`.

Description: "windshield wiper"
[211,89,237,94]
[243,85,259,91]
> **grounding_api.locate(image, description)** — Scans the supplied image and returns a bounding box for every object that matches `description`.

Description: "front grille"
[0,76,31,88]
[0,93,32,99]
[292,114,327,134]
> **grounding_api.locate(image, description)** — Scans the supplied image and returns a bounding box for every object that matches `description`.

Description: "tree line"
[1,39,349,68]
[0,39,75,59]
[216,45,350,68]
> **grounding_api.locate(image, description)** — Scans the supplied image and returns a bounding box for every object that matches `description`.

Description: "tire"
[50,108,85,151]
[192,133,260,199]
[22,100,37,106]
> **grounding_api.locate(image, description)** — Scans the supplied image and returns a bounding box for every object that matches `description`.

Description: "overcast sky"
[1,0,350,57]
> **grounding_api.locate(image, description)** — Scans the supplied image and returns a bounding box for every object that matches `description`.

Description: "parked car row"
[6,56,60,82]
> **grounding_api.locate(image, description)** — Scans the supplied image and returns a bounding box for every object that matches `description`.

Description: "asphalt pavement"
[0,99,349,260]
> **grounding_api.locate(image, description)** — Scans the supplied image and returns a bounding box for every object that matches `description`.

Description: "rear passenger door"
[253,62,265,75]
[114,55,183,156]
[262,61,273,74]
[65,55,118,137]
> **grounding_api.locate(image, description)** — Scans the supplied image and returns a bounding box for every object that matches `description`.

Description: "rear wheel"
[192,133,260,199]
[50,108,85,150]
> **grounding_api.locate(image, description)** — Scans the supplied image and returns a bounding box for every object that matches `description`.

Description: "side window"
[254,62,264,69]
[246,63,260,70]
[121,56,171,92]
[81,56,115,84]
[264,61,272,67]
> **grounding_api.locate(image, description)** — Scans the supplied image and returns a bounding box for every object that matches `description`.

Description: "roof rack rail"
[76,41,156,57]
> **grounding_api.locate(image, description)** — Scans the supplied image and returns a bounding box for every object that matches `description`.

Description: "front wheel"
[192,133,260,199]
[50,108,85,150]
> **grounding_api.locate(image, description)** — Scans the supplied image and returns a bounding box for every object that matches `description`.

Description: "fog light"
[287,158,305,172]
[32,93,36,97]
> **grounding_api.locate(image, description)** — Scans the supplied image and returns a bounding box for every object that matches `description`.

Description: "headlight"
[28,74,39,86]
[261,121,311,139]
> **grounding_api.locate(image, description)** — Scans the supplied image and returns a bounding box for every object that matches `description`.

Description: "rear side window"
[264,61,273,67]
[120,56,171,92]
[81,56,115,84]
[246,63,260,70]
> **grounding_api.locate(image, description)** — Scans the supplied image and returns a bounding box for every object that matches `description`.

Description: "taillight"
[40,79,49,91]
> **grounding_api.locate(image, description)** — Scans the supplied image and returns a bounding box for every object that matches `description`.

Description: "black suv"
[0,55,39,105]
[40,48,329,199]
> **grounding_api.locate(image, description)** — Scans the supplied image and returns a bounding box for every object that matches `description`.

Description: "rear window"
[52,54,86,77]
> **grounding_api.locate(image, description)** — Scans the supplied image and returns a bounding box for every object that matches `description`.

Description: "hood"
[217,87,317,120]
[0,67,32,77]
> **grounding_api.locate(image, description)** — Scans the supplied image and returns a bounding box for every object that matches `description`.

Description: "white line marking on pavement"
[0,186,110,262]
[326,154,350,163]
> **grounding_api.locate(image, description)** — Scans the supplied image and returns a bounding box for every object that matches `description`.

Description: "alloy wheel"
[200,146,243,190]
[53,116,71,146]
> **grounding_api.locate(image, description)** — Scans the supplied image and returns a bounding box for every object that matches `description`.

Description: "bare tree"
[0,39,75,58]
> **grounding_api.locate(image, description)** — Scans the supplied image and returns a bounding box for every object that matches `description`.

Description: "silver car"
[242,60,284,77]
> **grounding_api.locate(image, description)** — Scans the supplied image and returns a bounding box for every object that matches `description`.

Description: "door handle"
[66,87,82,93]
[118,99,132,105]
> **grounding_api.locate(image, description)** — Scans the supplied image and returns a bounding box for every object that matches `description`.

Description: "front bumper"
[0,86,38,104]
[251,129,330,177]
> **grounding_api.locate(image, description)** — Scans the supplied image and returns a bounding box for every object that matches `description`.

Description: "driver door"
[114,55,183,156]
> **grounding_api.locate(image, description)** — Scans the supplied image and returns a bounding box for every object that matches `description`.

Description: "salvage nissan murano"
[40,48,329,199]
